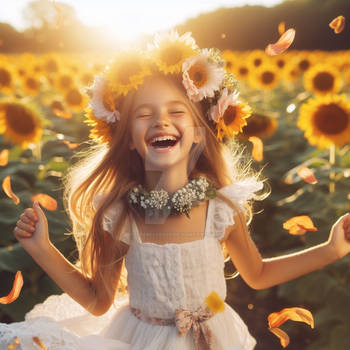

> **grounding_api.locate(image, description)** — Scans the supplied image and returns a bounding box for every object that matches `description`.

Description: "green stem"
[329,144,336,194]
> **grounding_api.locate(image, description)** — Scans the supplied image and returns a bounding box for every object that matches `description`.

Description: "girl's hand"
[14,201,50,254]
[327,213,350,260]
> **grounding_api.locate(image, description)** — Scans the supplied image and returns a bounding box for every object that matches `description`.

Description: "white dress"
[0,177,263,350]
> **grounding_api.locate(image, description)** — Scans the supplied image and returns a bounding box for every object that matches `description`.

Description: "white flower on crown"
[88,74,120,124]
[209,88,240,123]
[182,48,225,103]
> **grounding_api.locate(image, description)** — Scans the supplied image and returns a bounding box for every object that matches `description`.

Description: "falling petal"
[249,136,264,161]
[2,176,20,205]
[283,216,318,235]
[278,21,286,35]
[0,271,23,304]
[7,336,20,349]
[268,307,314,329]
[52,108,72,119]
[297,166,318,184]
[205,291,225,313]
[32,337,47,350]
[329,15,345,34]
[265,28,296,56]
[0,149,9,166]
[269,327,290,348]
[62,140,81,150]
[31,194,58,211]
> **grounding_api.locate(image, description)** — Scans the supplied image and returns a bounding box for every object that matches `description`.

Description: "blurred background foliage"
[0,0,350,350]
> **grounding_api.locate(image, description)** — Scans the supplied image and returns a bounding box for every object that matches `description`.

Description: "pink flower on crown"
[182,49,225,103]
[209,88,240,123]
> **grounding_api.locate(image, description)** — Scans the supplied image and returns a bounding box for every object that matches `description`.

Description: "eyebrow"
[132,100,188,114]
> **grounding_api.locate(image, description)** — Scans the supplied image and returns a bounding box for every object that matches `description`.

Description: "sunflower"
[0,101,43,148]
[240,113,278,139]
[304,64,343,96]
[249,64,279,90]
[84,106,112,144]
[106,50,151,96]
[297,94,350,148]
[246,50,266,70]
[42,54,60,74]
[80,71,95,86]
[234,61,250,81]
[216,100,252,142]
[0,66,14,95]
[221,49,237,74]
[294,52,316,73]
[150,31,198,75]
[282,62,301,82]
[21,75,41,96]
[64,86,89,112]
[54,72,75,92]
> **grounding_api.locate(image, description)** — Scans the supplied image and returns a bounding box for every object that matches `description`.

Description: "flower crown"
[84,31,252,144]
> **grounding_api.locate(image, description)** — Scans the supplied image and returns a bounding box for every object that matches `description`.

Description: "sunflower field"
[0,45,350,350]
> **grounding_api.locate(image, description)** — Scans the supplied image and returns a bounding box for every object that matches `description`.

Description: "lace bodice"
[93,178,264,319]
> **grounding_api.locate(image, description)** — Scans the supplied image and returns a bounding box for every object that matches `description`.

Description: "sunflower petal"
[278,21,286,35]
[205,291,225,313]
[248,136,264,161]
[2,176,20,205]
[0,149,9,166]
[329,15,345,34]
[297,166,318,184]
[7,336,20,349]
[269,327,290,348]
[52,108,72,119]
[32,337,47,350]
[31,194,57,211]
[62,140,81,150]
[265,28,296,56]
[0,271,23,304]
[283,216,318,235]
[268,307,314,329]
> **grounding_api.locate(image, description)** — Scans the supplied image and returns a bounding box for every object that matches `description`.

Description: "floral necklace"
[127,176,217,219]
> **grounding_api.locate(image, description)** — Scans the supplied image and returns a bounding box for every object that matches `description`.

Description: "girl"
[2,32,350,350]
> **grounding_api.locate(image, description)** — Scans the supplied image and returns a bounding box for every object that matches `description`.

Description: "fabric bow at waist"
[130,305,217,350]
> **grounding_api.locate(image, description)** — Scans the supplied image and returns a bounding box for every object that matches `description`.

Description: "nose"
[152,107,170,126]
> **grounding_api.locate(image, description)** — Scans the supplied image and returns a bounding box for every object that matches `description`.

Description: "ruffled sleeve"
[92,193,132,245]
[211,177,264,242]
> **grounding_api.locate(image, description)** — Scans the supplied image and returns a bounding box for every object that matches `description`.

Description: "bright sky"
[1,0,284,43]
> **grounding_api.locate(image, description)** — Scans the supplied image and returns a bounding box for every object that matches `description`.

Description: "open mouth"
[148,137,181,151]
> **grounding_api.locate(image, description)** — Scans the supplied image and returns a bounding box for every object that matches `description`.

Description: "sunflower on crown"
[84,31,252,144]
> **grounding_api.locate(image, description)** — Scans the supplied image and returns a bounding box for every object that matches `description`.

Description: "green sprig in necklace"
[127,176,217,219]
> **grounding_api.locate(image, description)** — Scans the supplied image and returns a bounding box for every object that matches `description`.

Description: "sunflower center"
[188,63,208,88]
[160,46,183,66]
[45,59,58,73]
[118,60,142,85]
[60,75,73,88]
[26,77,40,90]
[314,103,348,135]
[0,69,11,87]
[243,115,269,136]
[66,89,83,105]
[223,105,237,125]
[261,71,275,84]
[253,58,262,67]
[276,59,285,68]
[299,59,310,71]
[312,72,334,92]
[226,61,233,69]
[5,105,36,135]
[239,67,248,76]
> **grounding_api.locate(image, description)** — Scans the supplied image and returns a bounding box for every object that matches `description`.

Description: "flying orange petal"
[31,193,57,211]
[265,28,296,56]
[52,108,73,119]
[269,327,290,348]
[278,21,286,35]
[0,271,24,304]
[62,140,81,150]
[248,136,263,162]
[7,336,20,349]
[297,166,318,184]
[32,337,47,350]
[329,15,345,34]
[0,149,9,166]
[283,215,318,235]
[268,307,314,329]
[2,176,20,205]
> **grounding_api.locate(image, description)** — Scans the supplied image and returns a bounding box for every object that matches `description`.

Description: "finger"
[14,226,32,238]
[20,213,36,225]
[24,208,38,222]
[16,220,35,232]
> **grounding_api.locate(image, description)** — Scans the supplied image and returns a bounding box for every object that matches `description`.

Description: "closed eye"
[170,111,185,114]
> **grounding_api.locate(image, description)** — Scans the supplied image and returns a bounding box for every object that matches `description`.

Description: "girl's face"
[129,76,201,171]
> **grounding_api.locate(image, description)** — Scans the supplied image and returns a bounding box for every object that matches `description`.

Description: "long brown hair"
[63,72,270,306]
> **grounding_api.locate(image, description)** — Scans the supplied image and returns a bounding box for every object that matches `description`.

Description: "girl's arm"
[224,211,350,290]
[14,202,127,316]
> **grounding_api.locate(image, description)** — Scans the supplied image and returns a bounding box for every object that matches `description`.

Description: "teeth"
[149,135,178,144]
